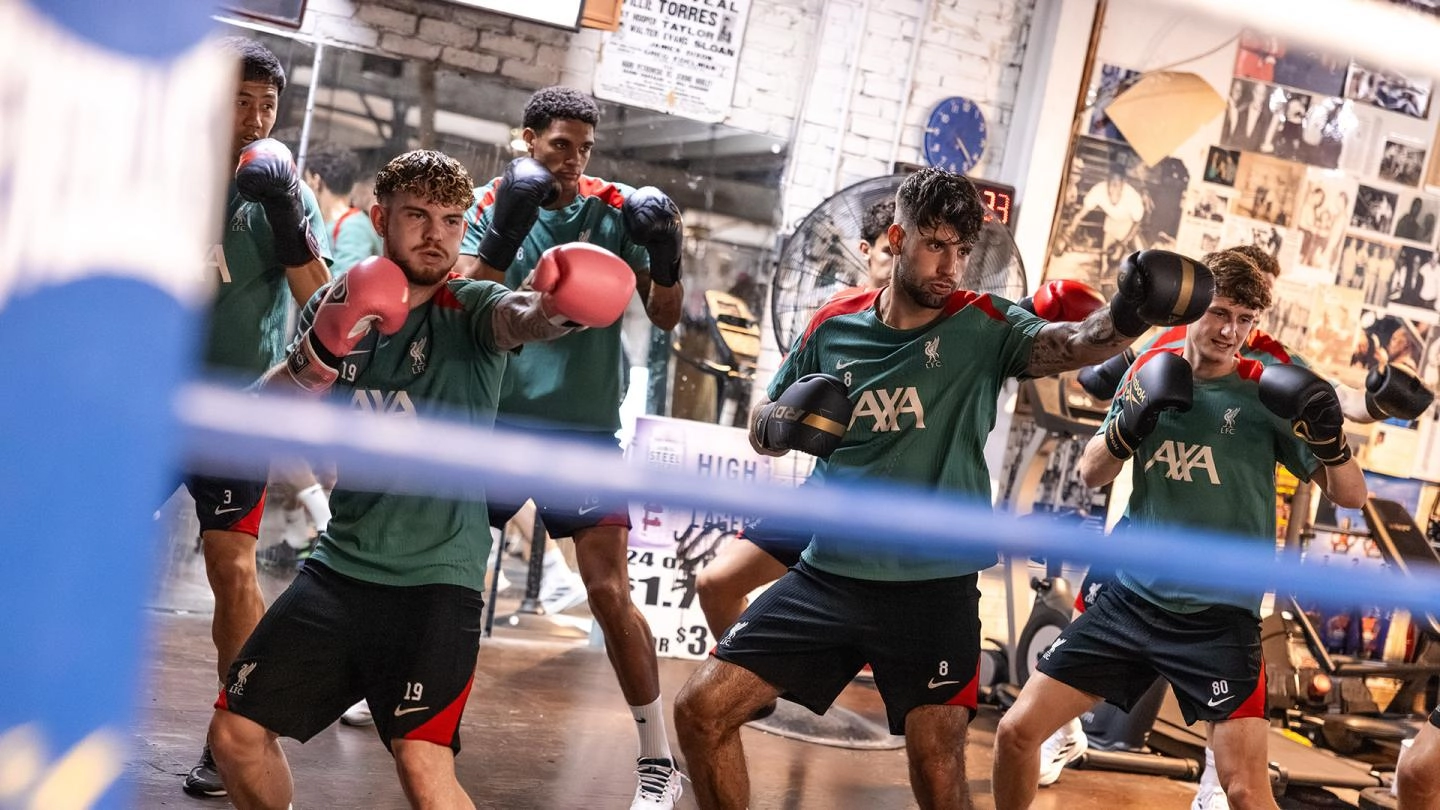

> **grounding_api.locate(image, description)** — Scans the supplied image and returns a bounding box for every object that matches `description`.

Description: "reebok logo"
[393,706,430,717]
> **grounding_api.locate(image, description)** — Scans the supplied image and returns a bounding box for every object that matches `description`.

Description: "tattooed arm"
[1023,306,1140,378]
[490,290,580,351]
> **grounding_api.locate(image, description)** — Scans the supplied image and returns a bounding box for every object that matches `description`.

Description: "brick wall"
[780,0,1038,230]
[299,0,822,142]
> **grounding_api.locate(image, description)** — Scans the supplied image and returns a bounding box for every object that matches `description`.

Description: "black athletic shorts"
[488,428,631,538]
[185,474,267,536]
[1430,706,1440,729]
[219,562,484,752]
[735,516,809,568]
[714,560,981,734]
[1036,581,1265,725]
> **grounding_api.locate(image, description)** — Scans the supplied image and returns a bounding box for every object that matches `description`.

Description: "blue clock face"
[924,96,988,175]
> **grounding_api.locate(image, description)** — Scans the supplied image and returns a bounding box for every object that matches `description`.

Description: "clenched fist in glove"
[1259,363,1352,466]
[751,374,854,459]
[622,186,684,287]
[478,157,559,271]
[529,243,636,328]
[1103,351,1193,460]
[1108,250,1215,338]
[236,138,321,267]
[286,256,410,392]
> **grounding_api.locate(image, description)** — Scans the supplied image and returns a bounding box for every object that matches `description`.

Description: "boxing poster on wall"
[1045,136,1188,297]
[625,415,809,659]
[594,0,752,123]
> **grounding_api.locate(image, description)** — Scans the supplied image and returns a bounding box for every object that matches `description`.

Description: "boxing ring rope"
[181,382,1440,616]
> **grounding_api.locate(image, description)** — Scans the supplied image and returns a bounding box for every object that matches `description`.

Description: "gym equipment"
[669,289,761,428]
[1262,497,1440,809]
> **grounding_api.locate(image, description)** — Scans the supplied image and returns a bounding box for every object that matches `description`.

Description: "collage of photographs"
[1045,27,1440,478]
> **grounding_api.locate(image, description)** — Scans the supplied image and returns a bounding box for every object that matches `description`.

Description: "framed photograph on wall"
[1380,140,1427,186]
[222,0,308,29]
[1344,61,1433,119]
[1393,192,1440,243]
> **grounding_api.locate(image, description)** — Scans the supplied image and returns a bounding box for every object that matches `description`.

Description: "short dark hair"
[219,36,286,94]
[305,148,361,194]
[894,168,984,246]
[523,86,600,133]
[1201,246,1273,311]
[375,150,474,210]
[861,200,895,245]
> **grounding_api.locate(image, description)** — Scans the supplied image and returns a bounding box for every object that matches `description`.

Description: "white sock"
[631,696,672,761]
[295,483,331,534]
[1199,746,1221,789]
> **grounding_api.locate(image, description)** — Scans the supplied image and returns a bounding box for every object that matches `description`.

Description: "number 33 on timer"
[924,96,987,175]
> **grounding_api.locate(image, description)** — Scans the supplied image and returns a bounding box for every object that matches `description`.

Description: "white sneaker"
[1038,718,1088,786]
[540,575,587,615]
[1191,784,1230,810]
[340,699,373,727]
[631,757,683,809]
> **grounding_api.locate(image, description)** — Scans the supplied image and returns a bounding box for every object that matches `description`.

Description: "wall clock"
[923,96,987,175]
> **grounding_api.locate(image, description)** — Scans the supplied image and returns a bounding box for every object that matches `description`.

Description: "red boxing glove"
[529,243,636,328]
[1032,279,1106,322]
[286,256,411,391]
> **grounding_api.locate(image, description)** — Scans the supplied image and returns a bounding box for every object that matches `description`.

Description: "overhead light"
[509,128,527,154]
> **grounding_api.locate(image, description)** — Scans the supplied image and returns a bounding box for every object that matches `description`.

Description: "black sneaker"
[181,744,227,798]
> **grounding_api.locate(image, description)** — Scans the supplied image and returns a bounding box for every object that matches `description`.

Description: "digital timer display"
[971,180,1015,230]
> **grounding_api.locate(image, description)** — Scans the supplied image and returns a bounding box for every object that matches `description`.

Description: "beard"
[894,259,949,310]
[394,249,453,286]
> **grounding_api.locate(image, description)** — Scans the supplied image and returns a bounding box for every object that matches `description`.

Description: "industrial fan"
[769,173,1027,354]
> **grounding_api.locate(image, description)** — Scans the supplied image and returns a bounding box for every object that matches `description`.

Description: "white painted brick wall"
[294,0,1036,390]
[303,0,821,144]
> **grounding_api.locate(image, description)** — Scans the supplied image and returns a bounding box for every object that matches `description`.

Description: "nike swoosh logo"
[393,706,430,717]
[577,505,601,516]
[835,359,860,369]
[1207,695,1236,708]
[927,678,961,689]
[214,507,242,515]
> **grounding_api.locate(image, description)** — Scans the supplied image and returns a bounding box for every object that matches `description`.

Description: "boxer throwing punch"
[674,167,1215,810]
[206,149,636,810]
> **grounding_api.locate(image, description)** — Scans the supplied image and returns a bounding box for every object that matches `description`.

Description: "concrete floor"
[124,491,1364,808]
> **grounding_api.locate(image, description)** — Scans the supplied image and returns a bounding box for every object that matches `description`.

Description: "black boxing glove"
[1077,348,1137,401]
[623,186,683,287]
[1259,363,1352,466]
[236,139,320,267]
[1104,351,1193,460]
[751,374,854,458]
[478,157,559,271]
[1108,250,1215,338]
[1365,362,1435,421]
